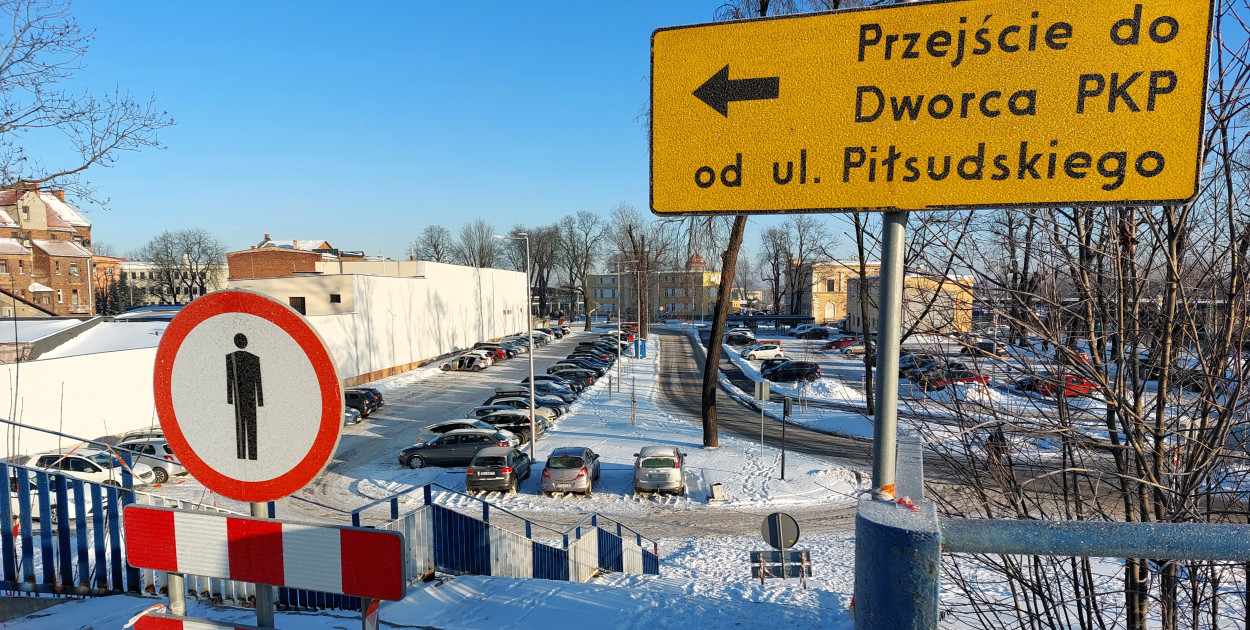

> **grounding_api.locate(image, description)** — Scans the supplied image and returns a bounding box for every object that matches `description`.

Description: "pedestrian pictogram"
[153,289,343,503]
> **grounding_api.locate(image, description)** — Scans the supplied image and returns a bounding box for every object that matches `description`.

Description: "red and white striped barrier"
[124,505,405,601]
[129,610,266,630]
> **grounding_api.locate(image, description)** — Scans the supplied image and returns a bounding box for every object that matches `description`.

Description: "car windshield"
[84,452,119,467]
[547,456,584,469]
[472,456,507,467]
[641,457,676,468]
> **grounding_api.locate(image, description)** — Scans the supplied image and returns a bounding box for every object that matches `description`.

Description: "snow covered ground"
[6,335,867,629]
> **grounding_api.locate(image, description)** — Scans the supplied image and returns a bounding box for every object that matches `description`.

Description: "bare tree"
[134,228,226,304]
[556,210,606,331]
[0,0,173,202]
[452,219,500,268]
[407,225,453,262]
[609,203,680,339]
[757,225,789,313]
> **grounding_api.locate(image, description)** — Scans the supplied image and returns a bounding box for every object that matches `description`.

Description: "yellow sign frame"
[650,0,1214,216]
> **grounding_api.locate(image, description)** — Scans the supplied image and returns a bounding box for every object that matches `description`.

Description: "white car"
[788,324,818,336]
[741,342,785,361]
[27,449,156,486]
[115,438,186,484]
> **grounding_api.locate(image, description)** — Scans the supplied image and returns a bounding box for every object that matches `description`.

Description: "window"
[56,289,62,304]
[329,293,341,304]
[19,206,27,221]
[289,296,306,315]
[54,261,60,276]
[0,260,7,274]
[71,289,79,305]
[826,279,837,292]
[69,262,78,276]
[18,260,23,275]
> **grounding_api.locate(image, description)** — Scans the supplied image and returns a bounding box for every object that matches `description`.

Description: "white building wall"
[0,262,526,458]
[0,346,158,459]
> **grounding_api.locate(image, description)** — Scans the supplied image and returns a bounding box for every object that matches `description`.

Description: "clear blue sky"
[69,1,729,256]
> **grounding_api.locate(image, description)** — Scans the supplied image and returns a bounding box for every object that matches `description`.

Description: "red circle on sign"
[153,290,342,502]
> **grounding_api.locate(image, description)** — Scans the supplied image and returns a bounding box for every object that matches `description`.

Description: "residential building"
[0,184,94,316]
[120,260,228,306]
[588,254,727,321]
[791,260,884,324]
[846,274,974,335]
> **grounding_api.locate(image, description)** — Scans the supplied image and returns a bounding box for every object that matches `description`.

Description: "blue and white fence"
[360,483,660,584]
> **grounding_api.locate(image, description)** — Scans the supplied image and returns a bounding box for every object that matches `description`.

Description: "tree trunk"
[853,213,875,415]
[701,215,747,448]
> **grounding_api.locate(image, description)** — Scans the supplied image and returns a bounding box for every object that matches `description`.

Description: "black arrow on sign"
[692,64,780,117]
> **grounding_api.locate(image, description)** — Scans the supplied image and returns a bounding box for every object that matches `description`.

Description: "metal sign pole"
[781,397,791,481]
[250,501,275,628]
[871,210,908,500]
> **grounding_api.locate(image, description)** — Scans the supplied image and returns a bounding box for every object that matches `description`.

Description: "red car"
[1025,375,1100,397]
[824,337,859,350]
[928,369,991,389]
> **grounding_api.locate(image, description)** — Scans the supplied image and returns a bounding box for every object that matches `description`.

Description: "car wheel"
[805,373,818,382]
[472,365,483,372]
[748,354,756,360]
[441,364,451,371]
[153,468,169,484]
[406,455,425,469]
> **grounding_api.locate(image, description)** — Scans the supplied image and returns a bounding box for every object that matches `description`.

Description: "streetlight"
[612,260,637,392]
[494,233,536,460]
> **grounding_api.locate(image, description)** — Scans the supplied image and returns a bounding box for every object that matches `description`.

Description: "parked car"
[1056,349,1091,365]
[540,447,601,496]
[465,447,532,494]
[27,449,156,486]
[459,350,495,366]
[569,350,613,363]
[841,342,868,355]
[468,404,521,419]
[824,336,858,350]
[499,339,530,354]
[633,445,687,495]
[485,397,562,421]
[119,426,164,443]
[398,429,512,468]
[344,389,376,417]
[796,328,831,340]
[1016,374,1100,397]
[347,388,383,410]
[483,392,568,415]
[479,410,545,443]
[552,359,607,377]
[343,406,362,426]
[741,342,784,361]
[926,366,991,389]
[441,355,490,372]
[523,374,584,393]
[472,343,509,360]
[760,357,789,372]
[762,360,821,383]
[528,382,578,403]
[726,332,755,346]
[898,354,945,377]
[787,324,818,337]
[350,387,385,407]
[547,367,596,388]
[418,419,520,446]
[962,340,1007,357]
[115,438,186,484]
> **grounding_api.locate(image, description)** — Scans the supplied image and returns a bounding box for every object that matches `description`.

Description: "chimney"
[263,233,270,240]
[51,190,64,202]
[251,245,256,249]
[409,255,414,261]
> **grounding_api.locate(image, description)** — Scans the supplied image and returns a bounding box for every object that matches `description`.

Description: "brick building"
[0,185,95,316]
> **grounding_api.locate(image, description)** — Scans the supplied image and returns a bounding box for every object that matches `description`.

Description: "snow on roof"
[38,320,167,359]
[0,318,83,344]
[0,238,29,255]
[32,239,91,258]
[263,239,329,251]
[39,193,90,227]
[0,211,16,228]
[26,282,52,292]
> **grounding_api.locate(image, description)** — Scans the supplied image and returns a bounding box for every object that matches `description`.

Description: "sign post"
[150,289,353,628]
[753,380,770,445]
[652,0,1213,498]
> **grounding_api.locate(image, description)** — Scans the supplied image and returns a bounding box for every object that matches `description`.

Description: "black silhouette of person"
[226,333,264,460]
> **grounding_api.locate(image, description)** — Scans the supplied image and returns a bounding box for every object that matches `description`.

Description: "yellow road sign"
[650,0,1214,215]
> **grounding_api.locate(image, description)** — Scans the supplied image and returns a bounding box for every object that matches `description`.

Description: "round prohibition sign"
[153,289,343,503]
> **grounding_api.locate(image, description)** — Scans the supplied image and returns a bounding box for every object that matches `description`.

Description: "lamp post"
[612,260,637,392]
[494,233,535,460]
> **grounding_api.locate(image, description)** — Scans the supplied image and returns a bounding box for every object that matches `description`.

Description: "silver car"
[417,419,520,447]
[541,447,601,496]
[116,439,186,484]
[633,445,687,495]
